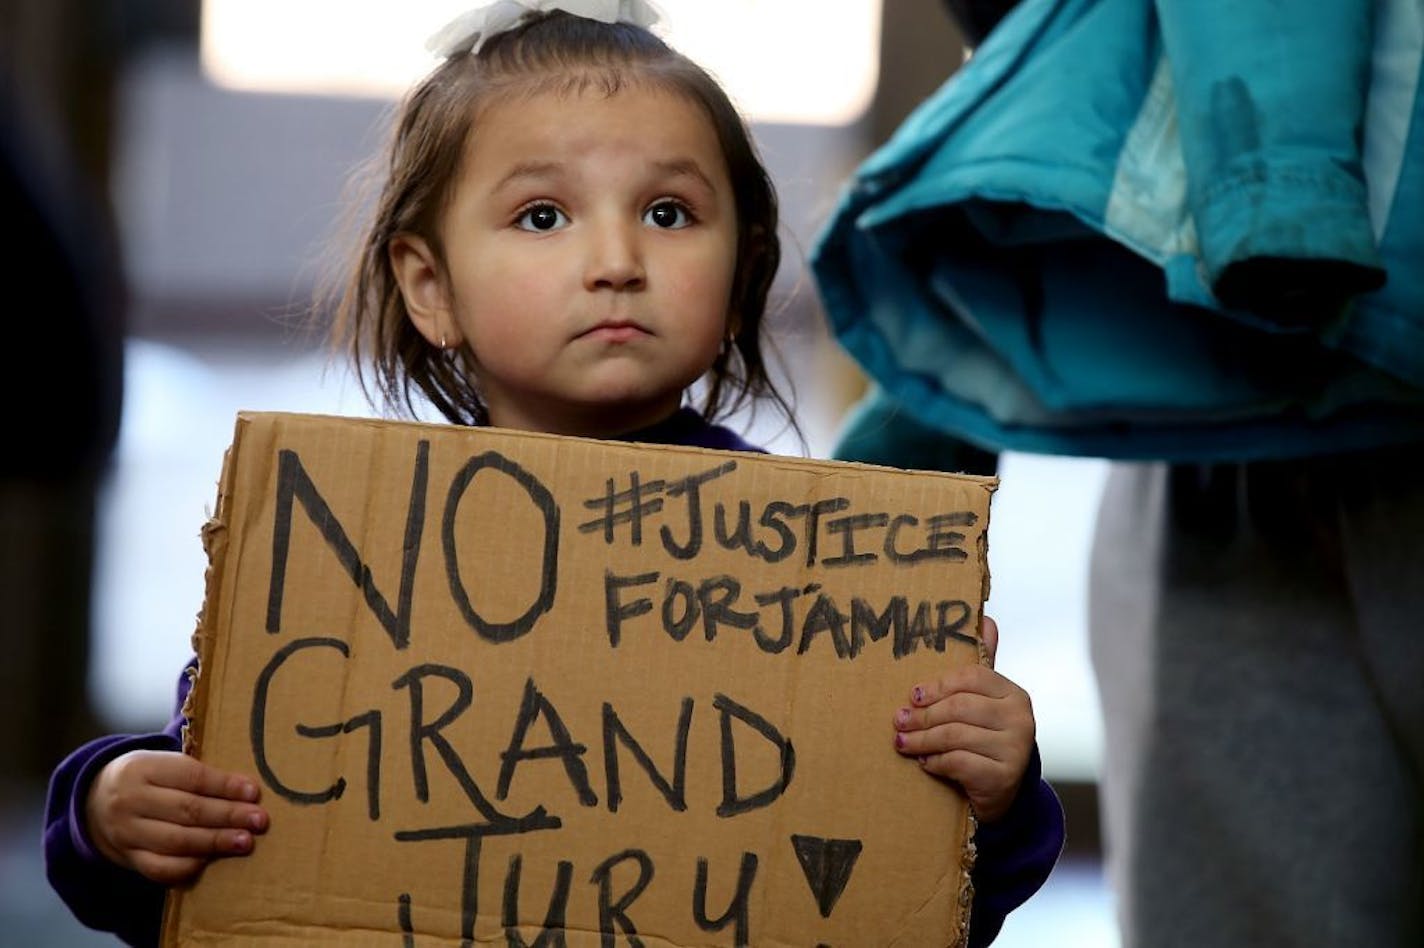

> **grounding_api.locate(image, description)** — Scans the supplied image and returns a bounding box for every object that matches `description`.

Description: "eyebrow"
[651,158,717,193]
[490,158,718,194]
[491,160,564,193]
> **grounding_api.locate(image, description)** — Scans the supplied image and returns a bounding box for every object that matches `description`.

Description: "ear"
[388,233,465,348]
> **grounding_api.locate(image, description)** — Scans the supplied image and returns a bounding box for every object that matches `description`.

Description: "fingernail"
[239,781,258,802]
[249,812,265,831]
[895,708,910,727]
[918,756,929,766]
[894,733,905,749]
[233,831,251,852]
[912,686,924,704]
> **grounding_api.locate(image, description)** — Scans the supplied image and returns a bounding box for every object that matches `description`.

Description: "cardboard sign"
[164,412,997,947]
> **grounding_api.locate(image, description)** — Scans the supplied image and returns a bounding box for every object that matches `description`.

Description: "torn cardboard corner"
[165,411,998,947]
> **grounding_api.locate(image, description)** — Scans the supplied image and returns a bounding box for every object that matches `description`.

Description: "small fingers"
[980,615,999,668]
[128,850,207,886]
[917,747,999,783]
[893,721,1004,760]
[158,757,261,804]
[125,825,257,885]
[136,786,269,834]
[907,664,1011,708]
[894,693,1001,734]
[129,817,259,860]
[108,817,261,884]
[916,750,1022,824]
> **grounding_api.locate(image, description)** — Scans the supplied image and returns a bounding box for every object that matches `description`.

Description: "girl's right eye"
[514,204,569,232]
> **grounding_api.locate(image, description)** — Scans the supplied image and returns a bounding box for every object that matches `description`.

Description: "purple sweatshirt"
[45,409,1064,946]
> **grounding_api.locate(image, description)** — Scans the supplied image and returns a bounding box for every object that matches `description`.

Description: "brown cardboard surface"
[163,411,997,947]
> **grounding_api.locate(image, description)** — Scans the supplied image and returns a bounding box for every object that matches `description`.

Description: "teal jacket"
[813,0,1424,461]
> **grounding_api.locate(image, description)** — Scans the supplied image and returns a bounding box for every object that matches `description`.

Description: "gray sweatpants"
[1089,445,1424,947]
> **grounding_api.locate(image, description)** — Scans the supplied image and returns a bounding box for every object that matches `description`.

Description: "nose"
[583,216,646,291]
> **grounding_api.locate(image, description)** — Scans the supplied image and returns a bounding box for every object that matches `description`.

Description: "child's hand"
[85,749,269,884]
[892,616,1034,823]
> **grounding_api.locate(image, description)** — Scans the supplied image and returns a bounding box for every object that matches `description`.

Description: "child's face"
[407,82,739,438]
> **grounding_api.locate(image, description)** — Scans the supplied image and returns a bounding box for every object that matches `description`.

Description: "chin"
[580,391,680,424]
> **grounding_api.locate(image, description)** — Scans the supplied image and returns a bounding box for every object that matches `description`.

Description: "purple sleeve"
[967,745,1066,946]
[43,659,196,947]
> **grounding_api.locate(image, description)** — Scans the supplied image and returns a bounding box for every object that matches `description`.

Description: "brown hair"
[325,10,792,431]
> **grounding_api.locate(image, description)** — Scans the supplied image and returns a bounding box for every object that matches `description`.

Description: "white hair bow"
[426,0,662,58]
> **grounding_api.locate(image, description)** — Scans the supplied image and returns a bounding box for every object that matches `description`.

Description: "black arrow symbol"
[790,834,863,918]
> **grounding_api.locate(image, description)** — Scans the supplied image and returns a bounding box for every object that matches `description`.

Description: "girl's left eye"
[515,204,569,232]
[643,200,692,229]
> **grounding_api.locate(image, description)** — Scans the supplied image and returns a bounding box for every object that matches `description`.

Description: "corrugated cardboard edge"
[956,824,978,948]
[162,414,248,944]
[958,476,996,948]
[180,413,247,755]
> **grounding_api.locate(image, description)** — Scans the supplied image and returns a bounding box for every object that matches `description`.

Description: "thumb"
[980,614,999,668]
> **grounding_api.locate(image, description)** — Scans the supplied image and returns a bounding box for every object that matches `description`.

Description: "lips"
[578,320,652,343]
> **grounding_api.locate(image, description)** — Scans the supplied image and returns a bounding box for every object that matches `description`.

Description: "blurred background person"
[813,1,1424,946]
[0,0,126,804]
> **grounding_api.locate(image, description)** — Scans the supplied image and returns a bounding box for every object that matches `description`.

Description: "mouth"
[577,320,652,343]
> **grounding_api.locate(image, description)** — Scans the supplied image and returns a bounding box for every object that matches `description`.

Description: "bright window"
[200,0,882,125]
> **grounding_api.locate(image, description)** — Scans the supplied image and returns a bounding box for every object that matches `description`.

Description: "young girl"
[44,5,1063,945]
